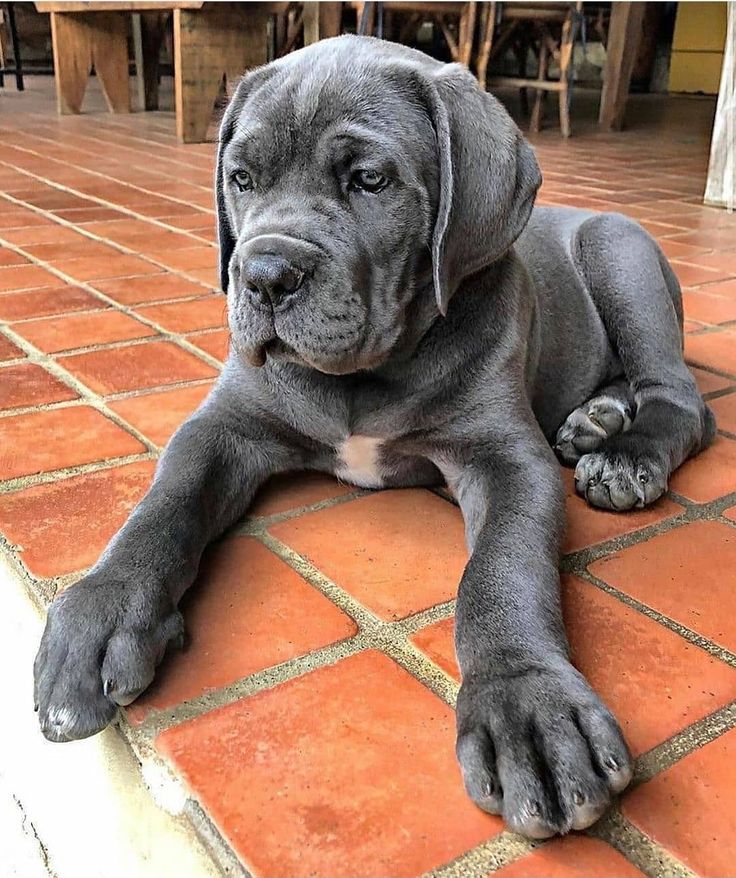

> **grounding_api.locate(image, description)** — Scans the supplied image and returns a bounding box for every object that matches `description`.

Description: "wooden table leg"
[599,1,645,131]
[174,2,269,144]
[49,12,91,114]
[49,11,130,115]
[140,11,167,111]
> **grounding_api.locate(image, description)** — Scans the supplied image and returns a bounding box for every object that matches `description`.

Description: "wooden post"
[599,2,645,131]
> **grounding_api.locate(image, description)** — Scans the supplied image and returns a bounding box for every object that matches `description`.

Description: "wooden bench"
[35,1,277,142]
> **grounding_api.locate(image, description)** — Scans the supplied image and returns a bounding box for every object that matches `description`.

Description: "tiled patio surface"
[1,77,735,877]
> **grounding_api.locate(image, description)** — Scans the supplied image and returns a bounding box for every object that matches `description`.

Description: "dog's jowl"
[34,36,715,839]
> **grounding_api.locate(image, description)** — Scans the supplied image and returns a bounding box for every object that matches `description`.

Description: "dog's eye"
[350,169,388,193]
[232,170,254,192]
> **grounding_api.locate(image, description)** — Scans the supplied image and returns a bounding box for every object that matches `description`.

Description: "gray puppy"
[34,36,714,839]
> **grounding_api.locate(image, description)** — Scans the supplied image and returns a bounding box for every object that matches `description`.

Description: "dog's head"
[217,35,541,374]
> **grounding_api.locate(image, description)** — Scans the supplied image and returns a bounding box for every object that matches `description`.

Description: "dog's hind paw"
[575,448,667,511]
[555,394,633,466]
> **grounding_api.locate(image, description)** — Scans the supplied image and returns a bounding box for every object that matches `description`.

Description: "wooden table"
[36,1,274,142]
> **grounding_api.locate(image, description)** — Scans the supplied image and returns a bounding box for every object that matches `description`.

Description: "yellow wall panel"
[672,1,727,52]
[669,50,725,93]
[669,1,727,93]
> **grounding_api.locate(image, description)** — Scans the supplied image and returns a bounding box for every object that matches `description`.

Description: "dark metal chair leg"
[7,2,23,91]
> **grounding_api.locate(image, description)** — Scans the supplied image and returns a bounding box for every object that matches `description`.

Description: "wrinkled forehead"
[223,60,437,177]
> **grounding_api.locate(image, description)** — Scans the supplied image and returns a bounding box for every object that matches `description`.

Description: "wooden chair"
[0,2,24,90]
[480,2,584,138]
[351,2,478,68]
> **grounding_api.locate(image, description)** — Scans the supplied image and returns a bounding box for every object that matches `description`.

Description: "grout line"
[579,567,736,669]
[0,237,225,372]
[422,832,538,877]
[137,636,367,737]
[0,451,155,496]
[0,166,213,247]
[634,701,736,786]
[588,810,699,878]
[0,322,160,454]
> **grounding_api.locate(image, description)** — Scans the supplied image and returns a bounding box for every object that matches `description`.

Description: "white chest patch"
[336,435,384,488]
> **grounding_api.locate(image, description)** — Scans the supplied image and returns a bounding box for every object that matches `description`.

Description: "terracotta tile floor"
[1,78,735,877]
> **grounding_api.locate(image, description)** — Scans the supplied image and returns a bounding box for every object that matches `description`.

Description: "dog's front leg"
[450,434,633,838]
[34,405,299,742]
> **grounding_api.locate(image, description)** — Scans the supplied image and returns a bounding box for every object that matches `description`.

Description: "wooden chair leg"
[49,12,92,114]
[476,1,496,88]
[530,39,549,133]
[557,9,577,138]
[90,12,131,113]
[458,1,477,68]
[514,36,529,115]
[174,3,269,143]
[319,2,342,39]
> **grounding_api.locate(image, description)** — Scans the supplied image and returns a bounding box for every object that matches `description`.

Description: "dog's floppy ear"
[215,67,273,294]
[427,64,542,314]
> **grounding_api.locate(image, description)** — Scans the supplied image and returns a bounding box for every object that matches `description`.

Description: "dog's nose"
[241,254,305,307]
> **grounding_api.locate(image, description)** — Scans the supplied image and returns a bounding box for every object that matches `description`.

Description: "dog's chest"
[335,435,385,488]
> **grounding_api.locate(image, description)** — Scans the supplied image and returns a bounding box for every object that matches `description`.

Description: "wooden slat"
[37,2,203,12]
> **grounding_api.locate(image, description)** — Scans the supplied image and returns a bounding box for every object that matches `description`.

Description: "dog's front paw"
[575,448,667,511]
[34,574,183,742]
[456,664,632,838]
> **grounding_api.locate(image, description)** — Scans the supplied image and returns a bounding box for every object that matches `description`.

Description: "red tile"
[0,335,24,362]
[184,267,218,287]
[25,240,121,262]
[562,470,683,554]
[156,651,500,877]
[623,727,736,878]
[685,329,736,374]
[690,366,733,395]
[0,248,29,267]
[53,255,161,282]
[673,262,733,288]
[658,239,712,261]
[669,435,736,502]
[15,310,156,353]
[0,286,103,321]
[495,836,645,877]
[270,490,467,620]
[412,577,736,757]
[250,472,356,517]
[109,383,213,446]
[0,407,144,480]
[137,296,227,333]
[0,265,59,292]
[563,575,736,755]
[60,341,217,394]
[710,391,736,434]
[128,538,358,721]
[589,521,736,652]
[187,329,230,361]
[0,363,77,410]
[682,289,736,324]
[410,616,458,680]
[0,461,156,577]
[147,246,216,271]
[95,274,210,305]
